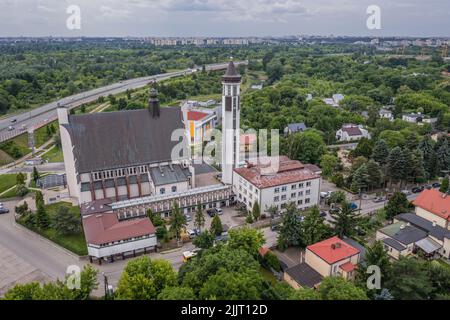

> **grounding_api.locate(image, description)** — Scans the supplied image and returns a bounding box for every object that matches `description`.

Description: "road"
[0,61,246,142]
[0,162,65,174]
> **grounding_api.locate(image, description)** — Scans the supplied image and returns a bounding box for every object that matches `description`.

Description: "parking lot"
[184,205,246,234]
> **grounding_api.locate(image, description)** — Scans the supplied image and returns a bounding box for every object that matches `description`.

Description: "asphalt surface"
[0,61,246,142]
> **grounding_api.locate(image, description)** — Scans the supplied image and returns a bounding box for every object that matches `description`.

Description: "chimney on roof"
[149,85,160,118]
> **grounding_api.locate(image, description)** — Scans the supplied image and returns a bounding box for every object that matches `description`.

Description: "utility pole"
[102,272,108,300]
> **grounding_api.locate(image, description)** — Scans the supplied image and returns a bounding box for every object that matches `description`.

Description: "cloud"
[99,5,132,18]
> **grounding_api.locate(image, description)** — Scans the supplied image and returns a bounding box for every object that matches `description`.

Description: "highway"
[0,61,246,143]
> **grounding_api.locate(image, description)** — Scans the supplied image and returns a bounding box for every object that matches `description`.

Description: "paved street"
[0,61,246,142]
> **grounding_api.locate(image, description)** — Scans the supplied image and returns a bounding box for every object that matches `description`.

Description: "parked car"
[0,207,10,214]
[320,211,327,217]
[187,229,196,239]
[425,185,433,190]
[349,202,358,210]
[270,224,282,231]
[432,182,441,189]
[214,208,223,215]
[8,126,14,131]
[11,118,17,123]
[206,209,216,217]
[412,186,424,193]
[184,214,192,222]
[401,189,412,196]
[372,197,385,203]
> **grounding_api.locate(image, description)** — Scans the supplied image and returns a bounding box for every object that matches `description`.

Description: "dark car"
[206,209,216,217]
[432,182,441,189]
[412,186,424,193]
[320,211,327,217]
[0,207,10,214]
[270,224,282,231]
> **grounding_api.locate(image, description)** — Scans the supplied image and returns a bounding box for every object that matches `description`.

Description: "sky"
[0,0,449,37]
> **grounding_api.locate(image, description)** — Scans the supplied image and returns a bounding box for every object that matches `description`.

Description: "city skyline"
[0,0,449,37]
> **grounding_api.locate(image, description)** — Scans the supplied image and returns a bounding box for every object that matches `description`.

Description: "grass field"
[0,174,17,194]
[18,202,87,256]
[42,145,64,163]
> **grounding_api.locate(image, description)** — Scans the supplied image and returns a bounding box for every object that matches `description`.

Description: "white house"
[402,112,423,123]
[379,108,394,121]
[335,124,371,142]
[232,156,321,214]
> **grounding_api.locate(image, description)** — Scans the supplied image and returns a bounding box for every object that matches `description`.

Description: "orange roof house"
[413,189,450,230]
[305,236,360,280]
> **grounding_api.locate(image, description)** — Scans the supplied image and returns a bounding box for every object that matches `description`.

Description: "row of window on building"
[274,181,312,193]
[274,189,311,202]
[92,165,149,181]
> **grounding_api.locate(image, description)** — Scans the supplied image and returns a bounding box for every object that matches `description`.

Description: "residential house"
[379,108,394,121]
[413,189,450,230]
[284,122,307,135]
[335,124,371,142]
[332,94,345,105]
[284,236,361,289]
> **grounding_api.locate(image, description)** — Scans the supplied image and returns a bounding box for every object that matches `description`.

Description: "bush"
[246,214,254,224]
[264,251,281,272]
[156,226,167,240]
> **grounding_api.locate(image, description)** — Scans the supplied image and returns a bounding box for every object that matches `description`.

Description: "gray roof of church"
[63,107,187,173]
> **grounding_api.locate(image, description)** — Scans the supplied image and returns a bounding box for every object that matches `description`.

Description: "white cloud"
[99,5,131,18]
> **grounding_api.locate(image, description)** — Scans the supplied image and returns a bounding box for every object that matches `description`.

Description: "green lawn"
[259,266,278,286]
[0,186,17,199]
[18,202,88,256]
[42,146,64,163]
[0,173,17,194]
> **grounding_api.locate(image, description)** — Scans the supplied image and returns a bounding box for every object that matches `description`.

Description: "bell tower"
[221,58,241,185]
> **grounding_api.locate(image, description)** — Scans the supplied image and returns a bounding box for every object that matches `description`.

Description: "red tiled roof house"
[305,236,361,281]
[413,189,450,230]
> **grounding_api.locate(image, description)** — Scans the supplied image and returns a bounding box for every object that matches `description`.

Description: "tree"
[372,139,389,165]
[291,288,322,300]
[35,203,50,229]
[351,138,373,159]
[15,201,29,215]
[320,154,338,177]
[32,166,39,183]
[210,214,223,236]
[169,202,187,242]
[179,246,262,298]
[356,241,391,297]
[193,230,214,249]
[16,172,26,185]
[385,257,433,300]
[52,206,81,235]
[147,209,164,227]
[115,256,176,300]
[379,130,405,149]
[35,190,44,208]
[118,98,127,110]
[252,202,261,221]
[328,191,346,205]
[301,206,330,245]
[277,202,303,250]
[386,147,407,186]
[366,160,382,190]
[418,136,437,179]
[4,265,97,300]
[436,139,450,176]
[385,192,410,220]
[330,201,361,238]
[440,176,449,193]
[193,204,205,232]
[16,184,29,197]
[199,269,263,300]
[351,163,369,193]
[228,227,265,256]
[318,277,368,300]
[285,130,326,164]
[157,286,196,300]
